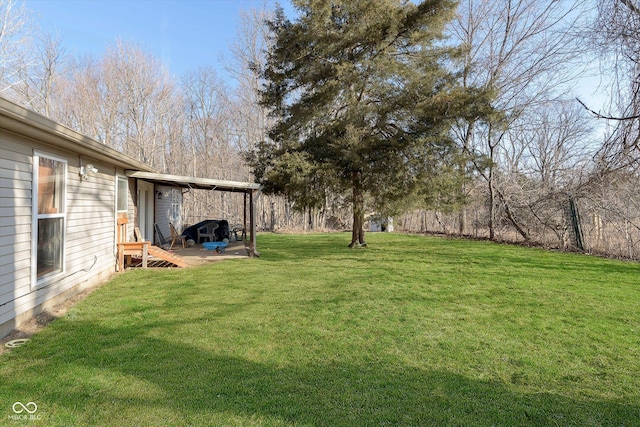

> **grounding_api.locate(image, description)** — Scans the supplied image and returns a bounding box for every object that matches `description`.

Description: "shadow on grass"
[4,317,637,426]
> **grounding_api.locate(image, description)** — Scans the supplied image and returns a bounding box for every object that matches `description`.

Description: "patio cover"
[125,171,261,193]
[125,171,262,257]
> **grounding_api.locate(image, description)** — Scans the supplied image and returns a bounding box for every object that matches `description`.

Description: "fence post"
[568,193,585,251]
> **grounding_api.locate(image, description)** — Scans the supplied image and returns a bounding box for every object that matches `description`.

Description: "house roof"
[1,97,156,172]
[126,171,262,193]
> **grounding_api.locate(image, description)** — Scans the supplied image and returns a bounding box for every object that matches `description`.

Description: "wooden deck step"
[147,245,188,268]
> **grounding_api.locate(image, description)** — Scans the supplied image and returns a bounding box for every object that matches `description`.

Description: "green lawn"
[1,233,639,426]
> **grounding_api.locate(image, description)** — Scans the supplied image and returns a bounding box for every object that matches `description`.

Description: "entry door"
[137,181,155,241]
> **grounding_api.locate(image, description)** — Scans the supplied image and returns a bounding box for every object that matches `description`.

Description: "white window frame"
[116,175,128,213]
[114,175,129,253]
[31,151,67,287]
[170,188,181,230]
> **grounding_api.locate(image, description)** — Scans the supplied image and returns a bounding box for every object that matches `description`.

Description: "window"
[117,176,128,212]
[33,153,66,281]
[171,188,181,225]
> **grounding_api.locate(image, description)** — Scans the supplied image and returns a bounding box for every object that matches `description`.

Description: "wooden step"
[148,245,188,268]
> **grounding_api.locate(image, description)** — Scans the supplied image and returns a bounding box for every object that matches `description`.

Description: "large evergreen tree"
[250,0,490,247]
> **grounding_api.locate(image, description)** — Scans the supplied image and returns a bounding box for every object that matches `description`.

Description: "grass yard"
[1,233,639,426]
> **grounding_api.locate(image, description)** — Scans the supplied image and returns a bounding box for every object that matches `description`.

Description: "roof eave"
[0,97,157,173]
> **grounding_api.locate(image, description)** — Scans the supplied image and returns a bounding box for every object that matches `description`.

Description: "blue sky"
[24,0,607,112]
[26,0,292,80]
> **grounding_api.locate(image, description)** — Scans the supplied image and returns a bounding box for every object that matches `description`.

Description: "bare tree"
[0,0,33,97]
[182,67,229,175]
[57,55,112,142]
[181,67,236,222]
[582,169,640,258]
[497,100,596,247]
[225,5,273,155]
[59,40,178,170]
[99,41,176,167]
[588,0,640,168]
[450,0,590,240]
[12,32,65,116]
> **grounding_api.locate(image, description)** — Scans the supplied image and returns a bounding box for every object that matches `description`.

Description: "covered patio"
[126,170,262,259]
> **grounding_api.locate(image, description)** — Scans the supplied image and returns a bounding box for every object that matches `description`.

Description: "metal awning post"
[249,189,259,257]
[243,192,248,242]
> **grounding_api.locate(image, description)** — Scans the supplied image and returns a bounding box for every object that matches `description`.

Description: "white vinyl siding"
[66,168,116,263]
[154,186,183,244]
[0,138,33,318]
[0,135,119,336]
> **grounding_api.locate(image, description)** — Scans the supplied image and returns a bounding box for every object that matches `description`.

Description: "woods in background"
[1,0,638,259]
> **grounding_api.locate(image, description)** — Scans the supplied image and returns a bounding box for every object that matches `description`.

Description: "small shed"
[370,215,394,232]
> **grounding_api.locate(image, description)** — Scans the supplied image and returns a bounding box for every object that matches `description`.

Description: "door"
[137,181,155,241]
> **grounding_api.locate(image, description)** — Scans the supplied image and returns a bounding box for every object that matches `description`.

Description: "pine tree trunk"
[459,209,467,236]
[349,174,367,248]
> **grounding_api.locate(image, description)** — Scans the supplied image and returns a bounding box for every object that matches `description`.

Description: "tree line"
[1,0,639,259]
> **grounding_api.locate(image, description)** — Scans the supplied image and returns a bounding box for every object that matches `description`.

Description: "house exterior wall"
[0,96,258,338]
[0,131,122,338]
[154,185,183,245]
